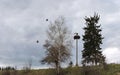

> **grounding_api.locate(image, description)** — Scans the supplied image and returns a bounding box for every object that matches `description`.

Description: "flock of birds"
[36,19,48,43]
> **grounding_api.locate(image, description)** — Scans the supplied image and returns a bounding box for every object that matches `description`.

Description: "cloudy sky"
[0,0,120,69]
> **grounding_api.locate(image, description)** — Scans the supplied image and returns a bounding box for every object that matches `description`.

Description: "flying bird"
[36,40,39,43]
[46,19,48,21]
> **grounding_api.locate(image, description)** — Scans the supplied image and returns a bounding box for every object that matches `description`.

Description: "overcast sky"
[0,0,120,69]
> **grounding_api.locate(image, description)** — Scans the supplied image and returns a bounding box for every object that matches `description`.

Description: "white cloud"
[103,47,120,63]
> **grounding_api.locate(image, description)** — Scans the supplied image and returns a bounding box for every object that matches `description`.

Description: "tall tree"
[82,13,105,66]
[41,17,72,75]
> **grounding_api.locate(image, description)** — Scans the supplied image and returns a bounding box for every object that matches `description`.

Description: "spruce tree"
[82,13,105,66]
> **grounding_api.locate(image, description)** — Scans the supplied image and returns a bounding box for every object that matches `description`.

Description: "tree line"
[0,66,16,71]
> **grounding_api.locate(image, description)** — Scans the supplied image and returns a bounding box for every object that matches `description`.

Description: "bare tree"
[22,58,32,74]
[41,17,72,75]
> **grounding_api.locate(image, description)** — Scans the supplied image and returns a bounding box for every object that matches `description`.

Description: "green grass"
[0,64,120,75]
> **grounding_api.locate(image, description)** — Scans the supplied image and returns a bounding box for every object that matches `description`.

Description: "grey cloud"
[0,0,120,68]
[0,0,31,10]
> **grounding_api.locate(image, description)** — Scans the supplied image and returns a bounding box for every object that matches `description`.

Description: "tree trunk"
[55,62,60,75]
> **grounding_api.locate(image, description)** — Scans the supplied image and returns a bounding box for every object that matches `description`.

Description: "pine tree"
[82,13,105,66]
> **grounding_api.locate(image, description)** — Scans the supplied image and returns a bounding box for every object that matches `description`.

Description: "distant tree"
[82,13,105,66]
[27,58,32,70]
[22,58,32,73]
[41,17,72,75]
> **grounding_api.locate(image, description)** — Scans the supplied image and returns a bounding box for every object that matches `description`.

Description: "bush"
[81,66,101,75]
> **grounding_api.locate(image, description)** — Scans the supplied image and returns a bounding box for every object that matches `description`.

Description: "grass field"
[0,64,120,75]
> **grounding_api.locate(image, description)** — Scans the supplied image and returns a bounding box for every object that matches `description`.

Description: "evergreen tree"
[82,13,105,66]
